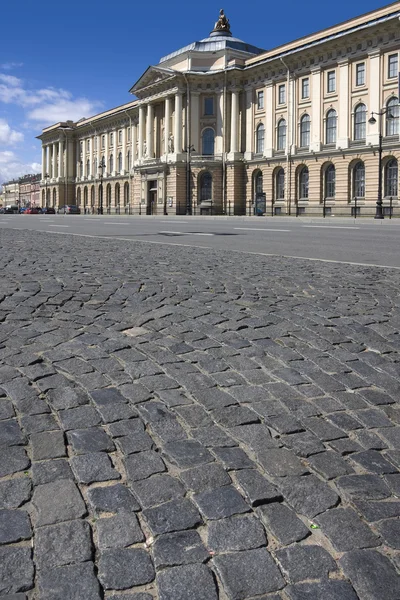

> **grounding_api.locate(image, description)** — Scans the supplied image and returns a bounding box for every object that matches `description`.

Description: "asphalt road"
[1,214,400,268]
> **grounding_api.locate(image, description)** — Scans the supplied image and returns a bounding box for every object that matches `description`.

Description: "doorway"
[147,180,157,215]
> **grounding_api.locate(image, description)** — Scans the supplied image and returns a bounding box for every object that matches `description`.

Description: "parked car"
[26,206,41,214]
[19,207,28,214]
[42,207,55,214]
[62,205,81,214]
[4,206,19,214]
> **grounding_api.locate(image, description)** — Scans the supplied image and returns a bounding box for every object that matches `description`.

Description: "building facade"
[38,3,400,217]
[2,174,42,208]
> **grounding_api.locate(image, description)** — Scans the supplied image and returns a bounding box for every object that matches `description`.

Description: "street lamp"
[184,145,195,215]
[98,157,106,215]
[44,173,50,208]
[368,108,394,219]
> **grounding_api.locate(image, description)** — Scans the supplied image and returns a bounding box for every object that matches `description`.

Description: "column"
[230,90,239,153]
[138,106,145,159]
[174,93,183,153]
[132,119,137,163]
[265,85,273,158]
[42,146,47,177]
[114,129,118,174]
[191,92,200,154]
[367,51,381,145]
[337,59,350,149]
[122,127,127,173]
[164,97,171,154]
[310,68,321,152]
[244,87,253,159]
[146,103,154,158]
[81,140,86,179]
[52,143,57,178]
[89,136,94,179]
[215,91,224,154]
[58,140,63,179]
[76,141,80,178]
[104,133,109,175]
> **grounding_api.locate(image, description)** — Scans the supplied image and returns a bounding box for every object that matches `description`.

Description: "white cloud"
[0,151,41,185]
[0,119,24,145]
[0,62,23,70]
[28,98,101,124]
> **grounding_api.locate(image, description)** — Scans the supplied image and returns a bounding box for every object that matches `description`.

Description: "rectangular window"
[388,53,398,79]
[127,128,131,141]
[257,90,264,110]
[301,78,309,99]
[94,137,97,150]
[327,71,336,93]
[101,135,105,149]
[118,130,122,143]
[356,63,365,86]
[86,140,90,151]
[204,97,214,115]
[278,84,286,105]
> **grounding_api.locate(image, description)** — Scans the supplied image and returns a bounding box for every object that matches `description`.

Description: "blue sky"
[0,0,393,185]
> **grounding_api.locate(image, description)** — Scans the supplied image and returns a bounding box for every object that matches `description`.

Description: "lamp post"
[368,108,394,219]
[185,144,195,215]
[98,157,105,215]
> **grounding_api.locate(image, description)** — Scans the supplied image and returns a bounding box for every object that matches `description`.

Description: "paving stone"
[125,451,166,482]
[12,395,50,416]
[31,458,73,485]
[351,499,400,521]
[207,514,267,551]
[358,388,395,406]
[385,472,400,495]
[326,412,363,431]
[96,402,137,423]
[90,387,128,404]
[328,438,363,455]
[174,405,213,427]
[136,402,176,424]
[155,389,192,407]
[97,512,144,548]
[157,563,218,600]
[285,580,359,600]
[213,547,285,599]
[278,475,339,518]
[303,417,346,441]
[0,447,30,477]
[58,406,102,430]
[32,478,87,526]
[150,418,188,443]
[229,423,279,452]
[265,414,305,434]
[282,431,325,457]
[110,595,153,600]
[307,451,354,479]
[162,440,213,468]
[191,425,236,447]
[355,409,394,428]
[257,448,309,477]
[30,430,66,461]
[211,446,255,470]
[119,382,152,404]
[0,477,32,509]
[0,509,32,544]
[375,518,400,548]
[233,469,282,506]
[316,507,380,551]
[339,549,400,600]
[350,449,398,474]
[257,503,310,545]
[35,520,93,569]
[374,426,400,448]
[0,419,26,446]
[193,485,250,520]
[179,463,231,493]
[192,387,237,410]
[352,430,387,450]
[0,547,34,595]
[143,498,201,535]
[153,530,209,568]
[67,427,115,454]
[108,418,144,437]
[211,405,259,427]
[0,399,15,420]
[130,474,185,508]
[276,545,337,583]
[336,474,391,500]
[37,562,101,599]
[87,483,140,513]
[71,452,120,484]
[20,413,59,434]
[47,387,89,410]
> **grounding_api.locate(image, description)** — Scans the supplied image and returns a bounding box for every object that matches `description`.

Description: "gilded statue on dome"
[214,9,231,33]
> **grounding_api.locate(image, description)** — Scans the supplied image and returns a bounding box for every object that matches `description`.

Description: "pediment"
[129,66,179,97]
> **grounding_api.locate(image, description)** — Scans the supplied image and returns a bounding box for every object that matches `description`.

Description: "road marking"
[159,231,186,235]
[48,225,70,228]
[302,225,360,230]
[234,227,291,232]
[104,222,130,225]
[193,233,214,236]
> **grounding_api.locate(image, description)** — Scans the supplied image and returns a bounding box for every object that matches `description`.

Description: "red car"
[26,207,42,214]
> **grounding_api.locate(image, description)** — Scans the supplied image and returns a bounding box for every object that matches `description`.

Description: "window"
[302,78,309,99]
[356,63,365,86]
[80,141,83,153]
[277,119,286,151]
[124,182,130,208]
[87,140,90,152]
[202,128,215,155]
[276,168,285,199]
[256,124,265,154]
[110,133,114,145]
[101,135,105,149]
[255,171,263,196]
[204,97,214,116]
[94,137,97,150]
[257,91,264,110]
[327,71,336,93]
[200,172,212,201]
[300,114,311,147]
[127,128,131,141]
[388,54,398,79]
[127,150,131,170]
[386,97,399,136]
[354,104,366,140]
[109,154,114,173]
[86,159,90,177]
[278,84,286,104]
[326,109,337,144]
[385,159,398,197]
[118,152,122,173]
[353,162,365,197]
[118,130,122,144]
[325,164,336,198]
[299,167,309,199]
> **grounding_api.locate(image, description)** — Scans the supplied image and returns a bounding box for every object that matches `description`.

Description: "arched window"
[115,183,120,206]
[200,172,212,201]
[77,188,81,206]
[254,171,263,197]
[86,159,90,177]
[109,154,114,174]
[202,128,215,156]
[277,119,286,151]
[91,186,95,207]
[256,124,265,154]
[52,189,57,207]
[300,115,310,147]
[325,164,336,198]
[93,158,97,176]
[106,184,112,210]
[276,168,285,199]
[127,150,131,170]
[84,187,88,207]
[354,104,366,140]
[353,162,365,198]
[124,182,130,207]
[386,97,399,136]
[118,152,122,173]
[299,167,309,199]
[79,161,83,178]
[385,158,398,197]
[326,110,337,144]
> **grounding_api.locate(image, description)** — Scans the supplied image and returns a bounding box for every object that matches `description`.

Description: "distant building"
[2,174,42,208]
[38,3,400,217]
[2,180,19,207]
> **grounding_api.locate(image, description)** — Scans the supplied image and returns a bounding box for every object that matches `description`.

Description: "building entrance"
[147,181,157,215]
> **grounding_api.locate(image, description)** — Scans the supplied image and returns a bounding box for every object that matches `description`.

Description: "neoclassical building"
[38,3,400,216]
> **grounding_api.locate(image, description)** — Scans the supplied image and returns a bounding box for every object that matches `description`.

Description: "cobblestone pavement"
[0,229,399,600]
